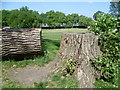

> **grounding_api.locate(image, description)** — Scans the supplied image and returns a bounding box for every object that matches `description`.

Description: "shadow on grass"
[41,39,60,52]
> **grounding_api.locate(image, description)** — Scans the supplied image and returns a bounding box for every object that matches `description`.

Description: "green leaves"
[2,6,40,28]
[90,13,119,86]
[93,11,104,20]
[62,58,76,75]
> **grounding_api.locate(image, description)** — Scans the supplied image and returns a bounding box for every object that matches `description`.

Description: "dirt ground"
[3,60,58,87]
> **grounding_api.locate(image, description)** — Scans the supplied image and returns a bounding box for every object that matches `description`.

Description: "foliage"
[2,6,93,28]
[91,13,117,35]
[90,13,120,87]
[93,11,104,20]
[40,11,93,28]
[94,79,118,88]
[2,6,41,28]
[110,1,120,15]
[62,58,77,75]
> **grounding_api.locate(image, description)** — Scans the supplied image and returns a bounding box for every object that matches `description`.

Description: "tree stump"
[54,33,102,88]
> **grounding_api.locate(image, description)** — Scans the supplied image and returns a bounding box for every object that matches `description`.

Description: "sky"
[1,1,111,18]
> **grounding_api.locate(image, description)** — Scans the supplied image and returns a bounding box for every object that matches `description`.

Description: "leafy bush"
[90,13,120,87]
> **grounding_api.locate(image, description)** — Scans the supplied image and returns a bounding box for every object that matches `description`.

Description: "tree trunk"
[1,28,42,60]
[54,33,102,88]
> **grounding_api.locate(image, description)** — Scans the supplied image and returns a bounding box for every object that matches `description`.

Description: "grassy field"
[2,28,117,88]
[42,28,89,40]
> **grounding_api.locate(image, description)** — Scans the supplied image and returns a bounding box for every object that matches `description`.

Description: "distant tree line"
[2,6,94,29]
[2,6,41,28]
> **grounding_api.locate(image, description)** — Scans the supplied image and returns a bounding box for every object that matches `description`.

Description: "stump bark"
[55,33,102,88]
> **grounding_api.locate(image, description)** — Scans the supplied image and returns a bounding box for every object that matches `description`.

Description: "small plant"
[62,58,77,75]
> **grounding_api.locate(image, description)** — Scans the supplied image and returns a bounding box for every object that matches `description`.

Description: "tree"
[20,6,29,11]
[2,10,10,27]
[3,6,41,28]
[55,11,66,27]
[78,15,93,27]
[7,9,19,28]
[40,10,66,28]
[66,14,79,27]
[0,10,2,28]
[110,0,120,15]
[110,0,120,31]
[93,11,104,20]
[2,6,93,28]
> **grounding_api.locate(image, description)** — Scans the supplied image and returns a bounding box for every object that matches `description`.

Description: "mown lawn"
[42,28,88,40]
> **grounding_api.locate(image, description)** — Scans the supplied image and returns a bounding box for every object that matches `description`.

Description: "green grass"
[42,28,88,40]
[2,78,23,88]
[94,80,118,88]
[34,73,79,88]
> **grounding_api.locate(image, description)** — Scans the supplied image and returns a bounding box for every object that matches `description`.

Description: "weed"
[62,58,78,75]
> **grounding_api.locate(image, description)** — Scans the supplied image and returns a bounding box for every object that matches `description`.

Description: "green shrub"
[90,13,120,87]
